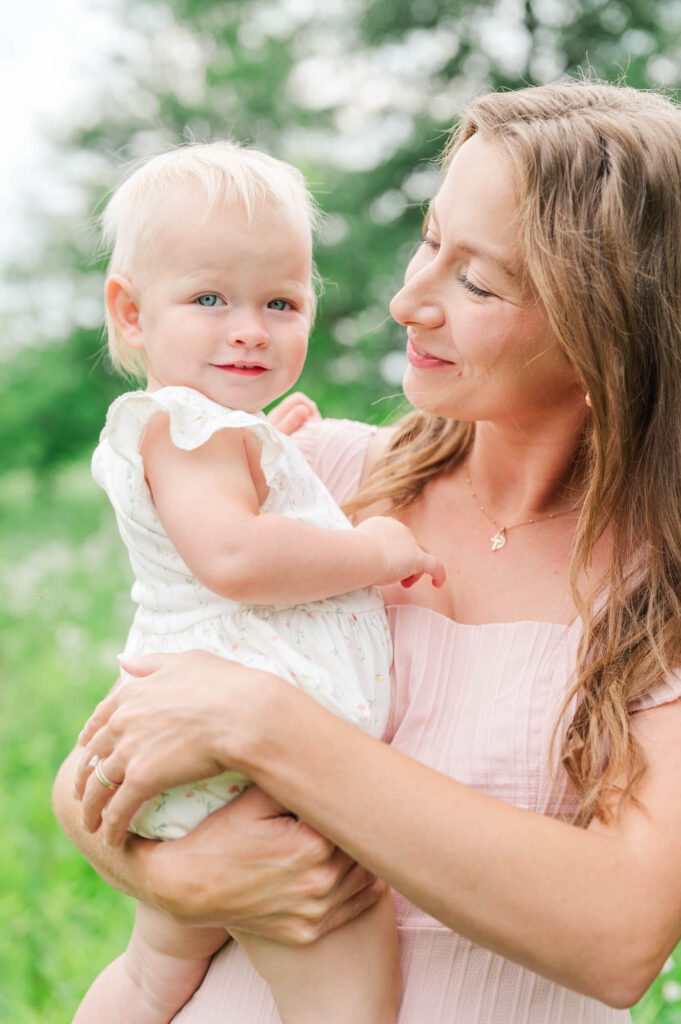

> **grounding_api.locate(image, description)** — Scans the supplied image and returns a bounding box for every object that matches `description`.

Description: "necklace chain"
[464,461,578,552]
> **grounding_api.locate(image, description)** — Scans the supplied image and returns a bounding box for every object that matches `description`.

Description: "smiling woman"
[393,133,579,427]
[55,81,681,1024]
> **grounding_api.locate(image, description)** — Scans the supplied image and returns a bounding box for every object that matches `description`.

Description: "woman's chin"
[402,371,458,418]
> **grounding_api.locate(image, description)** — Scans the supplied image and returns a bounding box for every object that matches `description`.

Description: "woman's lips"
[406,337,454,369]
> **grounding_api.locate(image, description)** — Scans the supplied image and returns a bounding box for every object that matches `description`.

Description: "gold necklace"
[464,461,578,552]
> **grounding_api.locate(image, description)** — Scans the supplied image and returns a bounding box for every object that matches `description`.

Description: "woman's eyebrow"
[426,202,519,279]
[457,242,519,280]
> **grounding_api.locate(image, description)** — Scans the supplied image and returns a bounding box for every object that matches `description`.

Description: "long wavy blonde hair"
[349,80,681,825]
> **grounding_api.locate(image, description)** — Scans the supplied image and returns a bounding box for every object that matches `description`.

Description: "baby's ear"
[106,275,144,349]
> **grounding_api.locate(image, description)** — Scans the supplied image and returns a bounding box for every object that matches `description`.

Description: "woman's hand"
[145,784,386,944]
[74,650,273,845]
[267,392,320,435]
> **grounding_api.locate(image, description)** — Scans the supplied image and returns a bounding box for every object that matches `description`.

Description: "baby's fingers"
[277,406,314,435]
[268,393,319,434]
[426,555,447,588]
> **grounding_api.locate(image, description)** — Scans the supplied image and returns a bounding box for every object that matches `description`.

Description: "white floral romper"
[92,385,391,839]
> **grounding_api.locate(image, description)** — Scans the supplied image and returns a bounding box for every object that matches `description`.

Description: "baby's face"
[126,191,313,412]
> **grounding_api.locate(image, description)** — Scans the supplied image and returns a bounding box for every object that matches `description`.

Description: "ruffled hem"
[100,386,284,491]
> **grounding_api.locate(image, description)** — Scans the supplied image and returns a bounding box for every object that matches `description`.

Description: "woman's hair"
[101,140,319,377]
[349,79,681,825]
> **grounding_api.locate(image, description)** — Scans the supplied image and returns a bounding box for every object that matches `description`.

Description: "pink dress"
[173,418,681,1024]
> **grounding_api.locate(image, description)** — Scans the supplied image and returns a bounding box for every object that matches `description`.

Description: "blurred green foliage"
[3,0,680,473]
[4,0,681,1018]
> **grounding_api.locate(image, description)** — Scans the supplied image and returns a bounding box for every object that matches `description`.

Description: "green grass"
[0,465,135,1022]
[0,460,679,1021]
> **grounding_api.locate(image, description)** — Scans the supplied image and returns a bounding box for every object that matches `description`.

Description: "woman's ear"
[105,275,144,350]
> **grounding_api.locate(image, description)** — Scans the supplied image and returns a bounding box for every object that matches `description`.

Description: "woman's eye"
[195,294,223,307]
[419,234,440,252]
[267,298,291,311]
[458,274,493,299]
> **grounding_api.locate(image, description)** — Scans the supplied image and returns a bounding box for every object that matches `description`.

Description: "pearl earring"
[585,392,592,409]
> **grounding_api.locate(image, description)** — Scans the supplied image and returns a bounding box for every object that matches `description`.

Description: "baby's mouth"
[212,362,269,376]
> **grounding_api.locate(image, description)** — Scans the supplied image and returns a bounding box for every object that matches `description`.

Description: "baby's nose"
[228,315,270,347]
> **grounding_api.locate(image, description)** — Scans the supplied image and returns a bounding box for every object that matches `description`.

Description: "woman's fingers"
[270,848,379,943]
[79,751,125,833]
[324,852,377,903]
[78,654,168,746]
[77,689,122,749]
[315,878,387,939]
[99,768,156,845]
[279,873,386,945]
[117,652,171,679]
[75,654,173,789]
[74,721,117,797]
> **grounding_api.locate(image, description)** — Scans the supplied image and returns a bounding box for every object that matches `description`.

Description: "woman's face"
[390,133,582,424]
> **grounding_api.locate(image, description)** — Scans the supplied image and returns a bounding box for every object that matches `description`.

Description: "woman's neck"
[466,411,588,524]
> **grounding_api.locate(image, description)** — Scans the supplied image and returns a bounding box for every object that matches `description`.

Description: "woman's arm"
[76,652,681,1009]
[54,745,382,940]
[143,416,443,603]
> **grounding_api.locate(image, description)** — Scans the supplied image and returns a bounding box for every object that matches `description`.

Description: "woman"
[55,80,681,1022]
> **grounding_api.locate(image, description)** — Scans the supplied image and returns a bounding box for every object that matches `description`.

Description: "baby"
[74,141,444,1024]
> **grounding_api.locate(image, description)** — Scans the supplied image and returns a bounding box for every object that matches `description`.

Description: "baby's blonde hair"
[101,140,319,377]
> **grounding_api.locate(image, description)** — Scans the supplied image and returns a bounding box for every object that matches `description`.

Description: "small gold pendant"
[490,529,506,551]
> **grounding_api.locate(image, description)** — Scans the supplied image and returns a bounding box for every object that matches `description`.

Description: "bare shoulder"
[361,426,396,483]
[139,411,172,470]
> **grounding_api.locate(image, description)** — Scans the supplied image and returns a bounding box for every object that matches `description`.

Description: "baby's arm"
[142,414,444,605]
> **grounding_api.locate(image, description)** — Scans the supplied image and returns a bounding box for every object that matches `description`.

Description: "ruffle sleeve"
[100,386,285,488]
[630,668,681,713]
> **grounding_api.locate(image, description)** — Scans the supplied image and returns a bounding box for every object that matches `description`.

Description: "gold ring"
[94,759,120,790]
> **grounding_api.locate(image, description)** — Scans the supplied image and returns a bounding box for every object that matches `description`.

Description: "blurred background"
[2,0,681,1019]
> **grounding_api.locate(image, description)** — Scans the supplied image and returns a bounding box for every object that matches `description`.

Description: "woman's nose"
[389,270,444,329]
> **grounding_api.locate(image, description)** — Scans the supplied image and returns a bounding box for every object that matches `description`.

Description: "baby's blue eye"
[196,294,223,307]
[268,298,290,311]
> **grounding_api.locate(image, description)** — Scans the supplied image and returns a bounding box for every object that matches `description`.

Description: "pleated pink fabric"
[173,418,681,1024]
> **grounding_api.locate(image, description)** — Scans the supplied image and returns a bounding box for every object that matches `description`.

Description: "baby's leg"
[234,889,401,1024]
[73,903,227,1024]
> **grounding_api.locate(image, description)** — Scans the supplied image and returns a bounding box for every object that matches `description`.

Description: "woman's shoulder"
[293,417,395,505]
[630,668,681,714]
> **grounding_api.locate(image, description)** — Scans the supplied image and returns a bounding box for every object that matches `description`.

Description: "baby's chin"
[179,375,280,414]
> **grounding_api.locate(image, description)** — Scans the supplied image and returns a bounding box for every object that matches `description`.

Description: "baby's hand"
[355,516,446,589]
[268,392,320,435]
